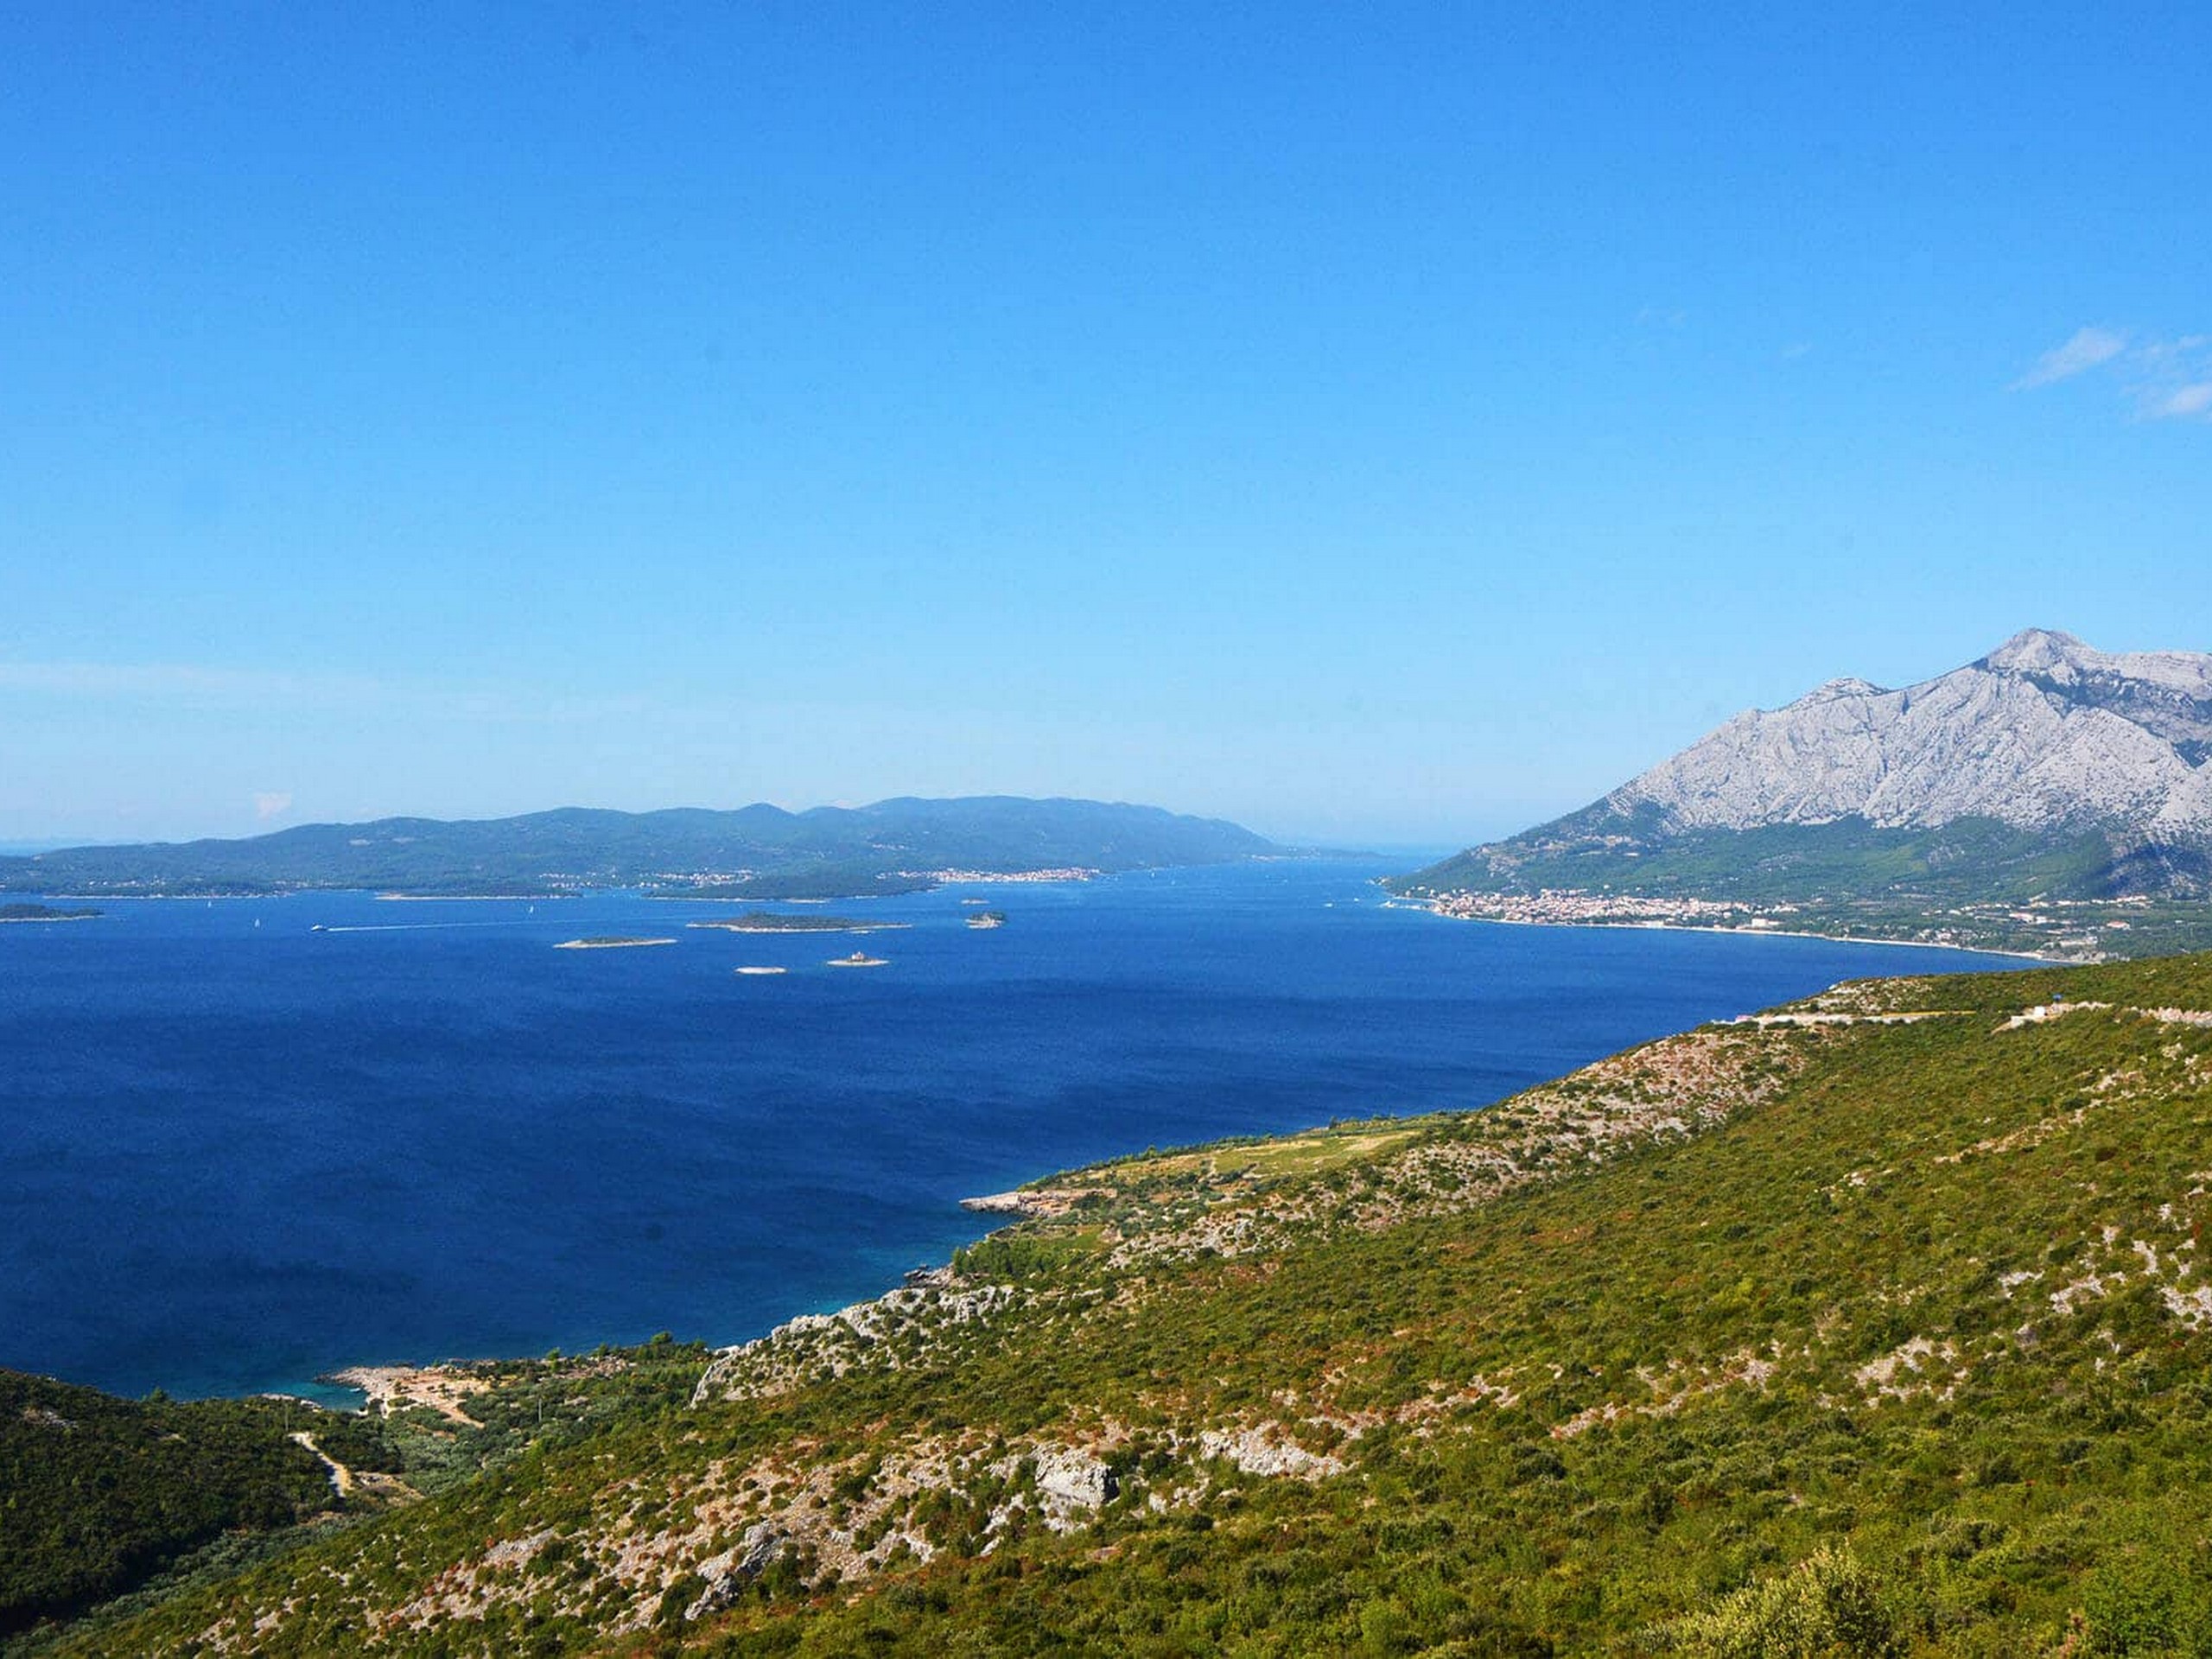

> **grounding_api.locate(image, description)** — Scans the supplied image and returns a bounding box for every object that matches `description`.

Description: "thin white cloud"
[254,791,294,821]
[2012,325,2129,389]
[2135,334,2210,363]
[2011,324,2211,423]
[2133,334,2212,421]
[2149,382,2212,420]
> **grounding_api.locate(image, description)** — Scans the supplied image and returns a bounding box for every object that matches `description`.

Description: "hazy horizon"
[0,802,1476,863]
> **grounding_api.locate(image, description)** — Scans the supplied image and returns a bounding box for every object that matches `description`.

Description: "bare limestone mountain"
[1612,629,2212,837]
[1395,631,2212,957]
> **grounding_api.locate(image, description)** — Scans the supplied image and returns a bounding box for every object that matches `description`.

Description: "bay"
[0,858,2023,1401]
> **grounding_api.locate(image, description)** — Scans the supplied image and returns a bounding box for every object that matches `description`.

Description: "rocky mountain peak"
[1980,628,2212,709]
[1980,627,2093,675]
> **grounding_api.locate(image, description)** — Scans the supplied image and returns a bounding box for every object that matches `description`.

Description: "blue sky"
[3,3,2207,846]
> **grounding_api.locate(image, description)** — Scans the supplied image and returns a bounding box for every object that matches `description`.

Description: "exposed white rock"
[1606,630,2212,838]
[1193,1425,1346,1481]
[1853,1336,1959,1399]
[683,1523,786,1620]
[2163,1285,2212,1328]
[1030,1448,1118,1520]
[2153,764,2212,836]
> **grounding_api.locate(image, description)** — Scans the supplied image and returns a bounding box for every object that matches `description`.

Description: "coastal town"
[900,867,1100,884]
[1414,887,1786,930]
[1401,885,2177,962]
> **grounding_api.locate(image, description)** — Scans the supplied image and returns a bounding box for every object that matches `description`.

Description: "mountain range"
[0,797,1275,900]
[1397,630,2212,957]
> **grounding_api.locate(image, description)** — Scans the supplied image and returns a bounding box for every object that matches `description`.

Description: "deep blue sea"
[0,859,2026,1402]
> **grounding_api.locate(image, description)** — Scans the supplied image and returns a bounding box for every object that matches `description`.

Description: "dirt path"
[290,1430,422,1505]
[290,1430,356,1498]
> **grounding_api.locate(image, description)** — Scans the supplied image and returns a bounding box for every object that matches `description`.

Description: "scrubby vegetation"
[0,1376,350,1636]
[27,952,2212,1653]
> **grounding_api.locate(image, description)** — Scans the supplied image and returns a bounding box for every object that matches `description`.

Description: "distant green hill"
[41,950,2212,1655]
[0,797,1274,900]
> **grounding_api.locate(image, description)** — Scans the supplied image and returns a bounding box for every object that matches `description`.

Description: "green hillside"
[35,953,2212,1655]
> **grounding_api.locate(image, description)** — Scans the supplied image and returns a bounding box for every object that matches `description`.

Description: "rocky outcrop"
[1025,1447,1120,1525]
[691,1279,1021,1406]
[683,1524,788,1622]
[1194,1427,1346,1482]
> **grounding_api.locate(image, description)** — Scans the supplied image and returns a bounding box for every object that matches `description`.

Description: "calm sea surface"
[1,859,2024,1401]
